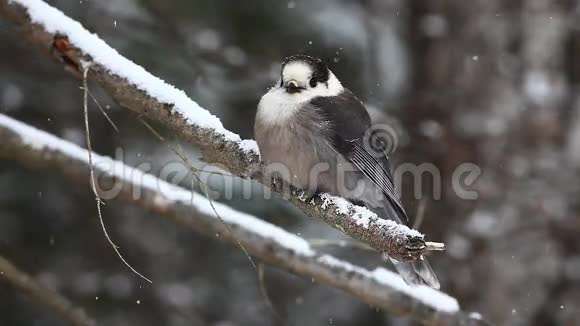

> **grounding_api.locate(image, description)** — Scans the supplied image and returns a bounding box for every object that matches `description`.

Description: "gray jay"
[254,55,439,288]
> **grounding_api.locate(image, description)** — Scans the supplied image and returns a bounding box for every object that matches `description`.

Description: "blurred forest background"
[1,0,580,325]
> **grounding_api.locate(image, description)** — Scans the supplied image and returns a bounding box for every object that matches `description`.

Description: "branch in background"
[0,114,486,325]
[0,255,96,326]
[0,0,439,261]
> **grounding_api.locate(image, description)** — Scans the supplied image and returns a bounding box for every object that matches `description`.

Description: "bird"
[254,54,439,288]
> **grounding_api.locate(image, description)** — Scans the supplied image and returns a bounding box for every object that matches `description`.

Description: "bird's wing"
[310,90,408,223]
[348,138,407,222]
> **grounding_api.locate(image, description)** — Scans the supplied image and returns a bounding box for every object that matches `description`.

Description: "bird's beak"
[285,80,303,94]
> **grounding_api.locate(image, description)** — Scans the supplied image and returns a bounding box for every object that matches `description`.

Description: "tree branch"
[0,0,439,261]
[0,255,96,326]
[0,114,485,325]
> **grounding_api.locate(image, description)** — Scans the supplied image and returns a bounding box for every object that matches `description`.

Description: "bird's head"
[278,55,343,98]
[256,55,345,125]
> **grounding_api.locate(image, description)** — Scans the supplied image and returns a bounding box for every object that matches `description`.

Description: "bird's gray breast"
[254,104,339,193]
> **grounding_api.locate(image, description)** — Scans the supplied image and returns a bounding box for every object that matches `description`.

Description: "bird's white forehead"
[282,61,313,82]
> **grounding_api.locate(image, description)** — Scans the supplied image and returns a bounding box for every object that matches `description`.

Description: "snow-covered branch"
[0,0,439,261]
[0,114,485,325]
[0,255,96,326]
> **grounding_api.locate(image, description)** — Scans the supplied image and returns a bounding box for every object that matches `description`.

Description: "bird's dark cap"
[282,54,330,86]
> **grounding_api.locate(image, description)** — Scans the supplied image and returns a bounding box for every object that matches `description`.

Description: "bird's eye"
[309,78,317,88]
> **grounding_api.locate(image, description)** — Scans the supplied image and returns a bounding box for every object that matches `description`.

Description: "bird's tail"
[359,198,441,288]
[390,256,440,289]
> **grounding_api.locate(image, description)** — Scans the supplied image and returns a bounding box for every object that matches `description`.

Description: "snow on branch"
[0,0,440,261]
[0,114,486,325]
[0,255,96,326]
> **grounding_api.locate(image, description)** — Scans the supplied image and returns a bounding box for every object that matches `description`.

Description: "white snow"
[320,193,423,238]
[469,312,483,320]
[318,255,459,313]
[1,83,24,110]
[238,139,260,156]
[465,210,497,237]
[8,0,259,154]
[524,71,550,102]
[1,112,462,315]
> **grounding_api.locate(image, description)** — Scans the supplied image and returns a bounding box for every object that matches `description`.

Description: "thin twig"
[82,67,151,283]
[139,117,256,268]
[142,116,288,320]
[134,118,232,177]
[140,118,287,319]
[257,263,282,321]
[174,140,257,269]
[83,86,119,133]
